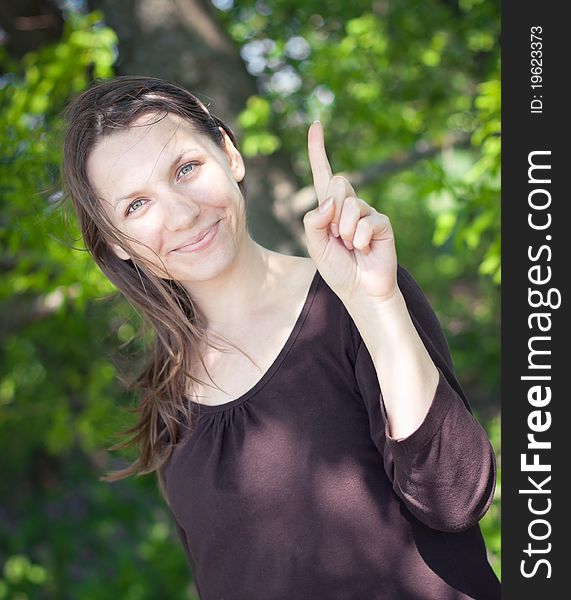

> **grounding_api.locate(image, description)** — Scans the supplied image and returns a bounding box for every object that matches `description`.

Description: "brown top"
[160,266,500,600]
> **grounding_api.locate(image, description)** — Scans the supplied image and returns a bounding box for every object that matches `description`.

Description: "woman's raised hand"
[303,121,398,305]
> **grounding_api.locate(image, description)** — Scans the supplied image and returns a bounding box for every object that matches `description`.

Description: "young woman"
[62,76,500,599]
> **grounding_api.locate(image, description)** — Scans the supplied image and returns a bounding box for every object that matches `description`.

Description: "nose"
[162,191,200,232]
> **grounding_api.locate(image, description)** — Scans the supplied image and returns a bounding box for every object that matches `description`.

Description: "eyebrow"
[112,147,202,208]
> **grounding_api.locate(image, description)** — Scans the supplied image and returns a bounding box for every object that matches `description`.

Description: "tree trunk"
[89,0,304,253]
[0,0,63,60]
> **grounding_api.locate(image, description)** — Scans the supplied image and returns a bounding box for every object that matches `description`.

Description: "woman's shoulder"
[273,253,315,283]
[267,253,318,307]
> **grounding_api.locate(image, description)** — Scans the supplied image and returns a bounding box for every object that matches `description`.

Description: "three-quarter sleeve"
[353,265,497,533]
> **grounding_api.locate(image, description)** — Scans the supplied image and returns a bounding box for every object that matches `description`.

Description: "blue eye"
[177,162,196,179]
[126,198,147,215]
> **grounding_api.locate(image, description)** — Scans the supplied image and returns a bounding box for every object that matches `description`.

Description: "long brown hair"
[61,76,247,483]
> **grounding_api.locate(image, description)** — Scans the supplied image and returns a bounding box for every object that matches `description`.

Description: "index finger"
[308,121,333,203]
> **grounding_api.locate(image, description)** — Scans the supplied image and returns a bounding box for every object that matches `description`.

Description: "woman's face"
[87,112,246,284]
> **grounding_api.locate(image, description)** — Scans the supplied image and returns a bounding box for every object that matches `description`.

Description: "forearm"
[349,270,497,530]
[345,288,440,440]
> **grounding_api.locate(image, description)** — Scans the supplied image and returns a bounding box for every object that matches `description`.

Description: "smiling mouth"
[171,220,221,253]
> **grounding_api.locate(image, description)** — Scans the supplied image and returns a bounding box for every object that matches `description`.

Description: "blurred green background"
[0,1,500,597]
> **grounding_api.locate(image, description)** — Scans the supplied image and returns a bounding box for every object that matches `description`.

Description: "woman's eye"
[177,162,196,179]
[126,198,147,215]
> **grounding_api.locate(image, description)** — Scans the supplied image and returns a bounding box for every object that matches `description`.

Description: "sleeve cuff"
[382,367,458,458]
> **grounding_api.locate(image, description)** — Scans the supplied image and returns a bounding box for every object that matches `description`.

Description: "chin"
[169,250,237,285]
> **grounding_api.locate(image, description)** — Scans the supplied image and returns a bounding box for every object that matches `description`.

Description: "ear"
[219,128,246,183]
[110,242,131,261]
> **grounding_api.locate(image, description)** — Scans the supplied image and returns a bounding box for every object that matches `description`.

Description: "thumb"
[303,196,334,259]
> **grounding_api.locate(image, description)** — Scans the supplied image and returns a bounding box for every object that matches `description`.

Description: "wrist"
[343,287,407,324]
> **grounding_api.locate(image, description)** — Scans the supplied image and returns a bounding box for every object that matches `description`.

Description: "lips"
[170,220,221,253]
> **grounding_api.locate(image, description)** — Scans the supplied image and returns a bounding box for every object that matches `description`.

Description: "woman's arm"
[351,266,497,533]
[303,122,496,532]
[346,288,439,440]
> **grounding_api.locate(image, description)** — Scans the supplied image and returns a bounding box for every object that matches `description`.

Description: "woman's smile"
[170,219,221,254]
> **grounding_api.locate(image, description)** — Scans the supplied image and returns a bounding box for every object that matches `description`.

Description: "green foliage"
[221,0,501,284]
[0,11,192,599]
[1,1,501,595]
[237,96,281,156]
[220,0,501,418]
[1,9,118,472]
[1,10,116,303]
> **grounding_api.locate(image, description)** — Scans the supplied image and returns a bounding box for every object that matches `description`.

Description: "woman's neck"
[181,236,280,330]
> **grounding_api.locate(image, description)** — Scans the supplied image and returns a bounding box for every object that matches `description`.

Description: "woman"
[62,76,500,599]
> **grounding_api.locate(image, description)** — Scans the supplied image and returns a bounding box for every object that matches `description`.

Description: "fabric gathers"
[160,266,501,600]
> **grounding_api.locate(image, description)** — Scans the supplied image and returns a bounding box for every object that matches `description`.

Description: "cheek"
[194,181,235,210]
[194,164,242,206]
[122,216,164,257]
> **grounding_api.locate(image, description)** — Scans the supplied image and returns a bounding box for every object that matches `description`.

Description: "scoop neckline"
[187,268,321,415]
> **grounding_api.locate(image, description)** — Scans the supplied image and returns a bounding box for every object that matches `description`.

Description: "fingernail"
[330,222,339,237]
[312,119,321,125]
[319,197,334,212]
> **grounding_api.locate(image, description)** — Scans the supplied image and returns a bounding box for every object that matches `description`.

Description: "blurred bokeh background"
[0,0,500,597]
